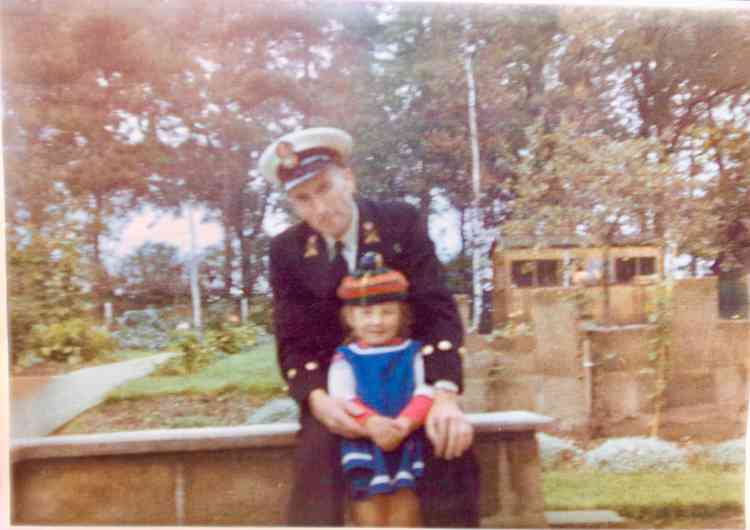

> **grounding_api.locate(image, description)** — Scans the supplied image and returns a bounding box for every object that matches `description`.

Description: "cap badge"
[393,243,402,254]
[363,221,381,244]
[276,141,299,170]
[304,235,319,258]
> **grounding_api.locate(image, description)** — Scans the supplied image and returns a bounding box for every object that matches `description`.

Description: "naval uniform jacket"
[269,197,464,406]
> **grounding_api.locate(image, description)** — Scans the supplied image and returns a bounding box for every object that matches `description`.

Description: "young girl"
[328,252,433,527]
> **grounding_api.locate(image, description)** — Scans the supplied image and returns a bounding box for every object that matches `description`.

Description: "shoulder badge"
[363,221,381,244]
[304,235,319,258]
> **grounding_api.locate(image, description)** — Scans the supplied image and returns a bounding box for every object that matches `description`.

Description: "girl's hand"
[365,415,404,452]
[394,416,417,436]
[309,389,367,439]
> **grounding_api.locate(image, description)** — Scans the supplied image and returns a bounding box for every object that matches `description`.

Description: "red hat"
[337,252,409,306]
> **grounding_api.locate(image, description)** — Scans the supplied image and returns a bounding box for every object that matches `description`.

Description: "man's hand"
[365,415,404,452]
[309,389,367,439]
[425,390,473,460]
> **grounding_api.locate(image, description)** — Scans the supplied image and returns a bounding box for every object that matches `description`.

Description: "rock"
[246,398,299,424]
[701,438,745,467]
[536,433,584,470]
[583,436,688,473]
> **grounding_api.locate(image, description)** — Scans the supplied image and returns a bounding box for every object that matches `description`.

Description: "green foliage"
[504,117,673,246]
[116,242,190,309]
[24,318,117,365]
[107,343,283,401]
[156,321,258,376]
[206,324,257,356]
[245,297,274,331]
[8,232,95,363]
[159,331,216,376]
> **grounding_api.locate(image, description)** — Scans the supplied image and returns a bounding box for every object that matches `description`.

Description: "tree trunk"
[187,201,202,333]
[221,213,234,297]
[601,243,611,326]
[465,50,483,332]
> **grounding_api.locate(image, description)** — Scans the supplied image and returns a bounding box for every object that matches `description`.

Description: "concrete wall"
[11,412,554,527]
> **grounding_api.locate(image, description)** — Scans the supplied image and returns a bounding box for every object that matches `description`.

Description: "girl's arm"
[327,351,377,425]
[329,351,405,451]
[396,352,434,432]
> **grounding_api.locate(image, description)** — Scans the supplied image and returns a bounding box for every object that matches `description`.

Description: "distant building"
[491,235,663,326]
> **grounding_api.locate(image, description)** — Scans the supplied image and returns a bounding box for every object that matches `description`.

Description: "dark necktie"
[331,240,348,294]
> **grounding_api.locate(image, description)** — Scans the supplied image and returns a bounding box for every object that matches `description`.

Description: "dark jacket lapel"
[356,197,386,262]
[294,223,332,299]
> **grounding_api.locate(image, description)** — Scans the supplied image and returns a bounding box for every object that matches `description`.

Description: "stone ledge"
[11,411,555,463]
[545,510,626,527]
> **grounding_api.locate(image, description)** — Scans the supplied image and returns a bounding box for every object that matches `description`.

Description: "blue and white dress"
[328,339,432,500]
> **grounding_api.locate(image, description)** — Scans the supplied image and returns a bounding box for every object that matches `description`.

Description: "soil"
[51,390,266,435]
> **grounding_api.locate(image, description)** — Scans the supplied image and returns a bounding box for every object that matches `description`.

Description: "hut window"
[511,259,562,287]
[615,256,656,283]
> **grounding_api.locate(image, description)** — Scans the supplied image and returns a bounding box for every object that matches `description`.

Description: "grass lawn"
[105,342,284,402]
[544,468,745,521]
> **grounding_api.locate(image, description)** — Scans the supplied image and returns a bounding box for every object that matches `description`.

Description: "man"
[260,127,479,527]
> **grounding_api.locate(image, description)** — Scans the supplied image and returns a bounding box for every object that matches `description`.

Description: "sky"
[103,193,464,270]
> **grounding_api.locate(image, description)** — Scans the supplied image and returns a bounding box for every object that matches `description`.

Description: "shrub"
[206,323,257,355]
[25,318,117,365]
[8,233,94,364]
[155,331,216,375]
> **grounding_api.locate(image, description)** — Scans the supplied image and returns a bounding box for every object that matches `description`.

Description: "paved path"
[11,353,179,438]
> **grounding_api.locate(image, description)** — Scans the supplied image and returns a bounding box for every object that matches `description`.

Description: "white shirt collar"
[324,201,358,268]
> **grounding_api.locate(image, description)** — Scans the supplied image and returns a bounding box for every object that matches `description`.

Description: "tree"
[503,118,674,322]
[115,242,190,310]
[557,6,750,259]
[7,227,93,363]
[3,2,185,311]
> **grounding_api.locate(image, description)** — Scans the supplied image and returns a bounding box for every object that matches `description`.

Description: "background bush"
[24,318,117,365]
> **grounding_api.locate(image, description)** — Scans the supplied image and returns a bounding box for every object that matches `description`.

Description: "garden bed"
[52,390,266,434]
[48,343,284,435]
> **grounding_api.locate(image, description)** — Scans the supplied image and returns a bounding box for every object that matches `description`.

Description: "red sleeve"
[398,394,433,425]
[349,398,378,425]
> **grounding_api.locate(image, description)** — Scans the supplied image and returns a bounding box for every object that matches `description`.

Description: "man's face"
[287,165,355,239]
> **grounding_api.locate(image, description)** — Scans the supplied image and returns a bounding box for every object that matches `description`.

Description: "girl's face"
[344,301,402,345]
